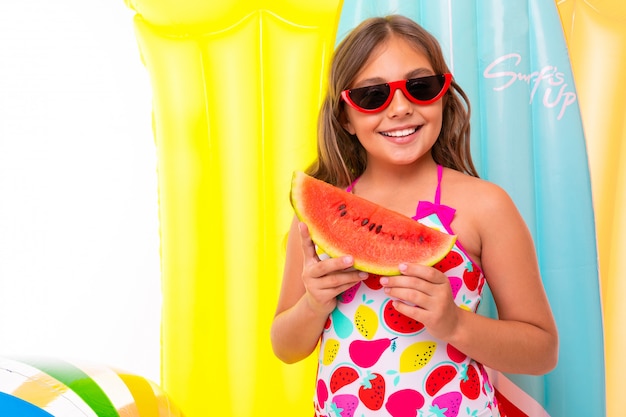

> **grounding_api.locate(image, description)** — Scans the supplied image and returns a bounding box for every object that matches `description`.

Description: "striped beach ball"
[0,357,181,416]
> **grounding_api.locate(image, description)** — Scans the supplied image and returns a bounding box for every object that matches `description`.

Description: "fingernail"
[343,256,353,265]
[358,271,368,279]
[379,277,389,285]
[399,263,407,272]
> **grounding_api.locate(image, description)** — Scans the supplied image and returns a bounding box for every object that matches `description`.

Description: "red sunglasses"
[341,73,452,113]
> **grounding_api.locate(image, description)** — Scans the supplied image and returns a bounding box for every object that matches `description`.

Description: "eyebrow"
[407,68,435,78]
[353,68,436,88]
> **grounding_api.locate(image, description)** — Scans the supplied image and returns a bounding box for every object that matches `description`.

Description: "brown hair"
[307,15,477,187]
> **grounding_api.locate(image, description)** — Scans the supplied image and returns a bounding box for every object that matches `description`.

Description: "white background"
[0,1,161,382]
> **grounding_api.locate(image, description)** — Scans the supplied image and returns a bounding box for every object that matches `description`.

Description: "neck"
[350,158,439,216]
[359,157,438,187]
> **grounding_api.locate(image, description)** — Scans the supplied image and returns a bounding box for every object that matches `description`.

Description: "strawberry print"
[460,363,481,400]
[463,261,481,291]
[330,394,358,417]
[431,391,462,417]
[358,371,385,410]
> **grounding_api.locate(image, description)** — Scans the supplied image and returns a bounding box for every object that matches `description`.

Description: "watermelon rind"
[290,171,456,275]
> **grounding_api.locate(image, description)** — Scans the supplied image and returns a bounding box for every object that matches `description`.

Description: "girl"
[271,15,558,416]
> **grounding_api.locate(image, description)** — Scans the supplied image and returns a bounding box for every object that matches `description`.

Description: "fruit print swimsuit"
[313,165,500,417]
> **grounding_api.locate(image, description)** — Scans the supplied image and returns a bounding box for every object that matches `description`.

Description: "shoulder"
[442,168,514,212]
[443,168,533,248]
[440,168,528,265]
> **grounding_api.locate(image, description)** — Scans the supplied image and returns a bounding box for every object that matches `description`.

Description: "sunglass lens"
[406,75,445,101]
[348,84,391,110]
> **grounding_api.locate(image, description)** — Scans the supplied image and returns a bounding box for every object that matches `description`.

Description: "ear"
[342,115,356,135]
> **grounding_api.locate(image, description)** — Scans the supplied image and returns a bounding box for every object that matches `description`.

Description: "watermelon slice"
[290,171,456,275]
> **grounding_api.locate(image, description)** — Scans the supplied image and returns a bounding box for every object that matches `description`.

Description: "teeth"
[381,127,418,137]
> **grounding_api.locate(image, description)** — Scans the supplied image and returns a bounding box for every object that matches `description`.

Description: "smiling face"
[342,35,444,172]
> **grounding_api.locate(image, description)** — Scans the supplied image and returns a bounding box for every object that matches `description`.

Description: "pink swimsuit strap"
[415,165,456,231]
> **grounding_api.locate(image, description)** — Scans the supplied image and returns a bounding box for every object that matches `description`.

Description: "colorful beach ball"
[0,357,181,417]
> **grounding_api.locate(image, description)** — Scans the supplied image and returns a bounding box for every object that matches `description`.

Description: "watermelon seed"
[338,204,346,210]
[361,218,369,226]
[376,225,383,234]
[369,223,376,231]
[340,210,347,216]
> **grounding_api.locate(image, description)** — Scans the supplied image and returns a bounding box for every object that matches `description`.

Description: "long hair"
[307,15,477,187]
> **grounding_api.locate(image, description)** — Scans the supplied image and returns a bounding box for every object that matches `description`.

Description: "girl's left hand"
[380,263,460,341]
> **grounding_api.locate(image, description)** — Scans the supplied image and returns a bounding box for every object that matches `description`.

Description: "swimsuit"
[313,165,500,417]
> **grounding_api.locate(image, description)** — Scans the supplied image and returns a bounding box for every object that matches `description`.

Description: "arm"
[382,183,558,375]
[270,217,367,364]
[461,183,558,374]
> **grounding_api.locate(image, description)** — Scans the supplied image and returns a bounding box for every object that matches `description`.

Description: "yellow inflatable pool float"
[126,0,343,415]
[558,2,626,417]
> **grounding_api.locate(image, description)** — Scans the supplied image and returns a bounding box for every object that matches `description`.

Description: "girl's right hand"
[298,222,368,316]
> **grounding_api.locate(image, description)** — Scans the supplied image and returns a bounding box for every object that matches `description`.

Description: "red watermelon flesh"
[290,171,456,275]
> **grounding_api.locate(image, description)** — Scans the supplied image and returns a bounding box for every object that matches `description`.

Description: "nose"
[386,87,413,116]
